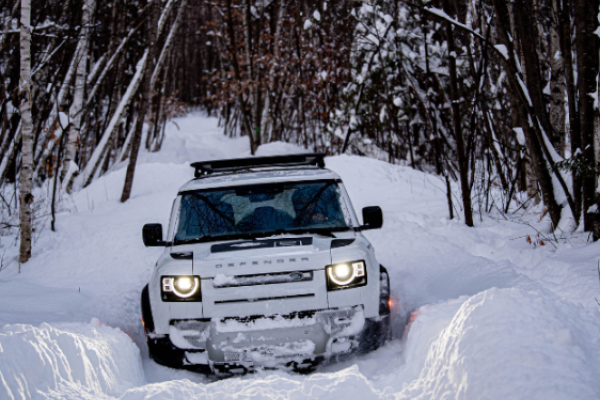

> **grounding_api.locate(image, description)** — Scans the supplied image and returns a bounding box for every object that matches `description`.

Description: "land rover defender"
[140,154,391,374]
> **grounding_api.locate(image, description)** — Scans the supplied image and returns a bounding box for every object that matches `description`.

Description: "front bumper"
[160,305,365,368]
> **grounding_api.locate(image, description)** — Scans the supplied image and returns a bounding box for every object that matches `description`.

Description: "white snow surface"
[1,113,600,399]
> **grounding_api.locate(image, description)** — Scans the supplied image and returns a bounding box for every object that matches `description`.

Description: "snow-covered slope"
[1,113,600,399]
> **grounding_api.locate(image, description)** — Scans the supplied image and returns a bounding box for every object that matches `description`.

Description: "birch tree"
[61,0,96,182]
[19,0,33,263]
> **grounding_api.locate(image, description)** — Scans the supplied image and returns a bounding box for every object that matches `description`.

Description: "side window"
[166,196,182,242]
[336,183,358,227]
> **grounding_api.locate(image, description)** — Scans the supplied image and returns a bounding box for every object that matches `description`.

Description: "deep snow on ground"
[1,113,600,399]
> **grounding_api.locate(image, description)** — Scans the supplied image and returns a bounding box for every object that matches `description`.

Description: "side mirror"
[143,224,165,247]
[361,206,383,230]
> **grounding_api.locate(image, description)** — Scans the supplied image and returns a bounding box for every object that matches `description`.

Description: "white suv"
[140,154,391,374]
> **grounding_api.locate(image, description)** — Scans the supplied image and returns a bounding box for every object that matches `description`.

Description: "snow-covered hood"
[190,236,334,278]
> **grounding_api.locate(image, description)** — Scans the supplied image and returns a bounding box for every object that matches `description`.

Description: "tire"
[357,266,391,354]
[290,355,324,374]
[141,285,187,369]
[141,285,155,334]
[147,336,188,368]
[148,335,212,373]
[379,266,391,317]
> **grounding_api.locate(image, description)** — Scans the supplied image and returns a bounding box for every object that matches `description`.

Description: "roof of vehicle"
[191,153,325,176]
[178,164,342,192]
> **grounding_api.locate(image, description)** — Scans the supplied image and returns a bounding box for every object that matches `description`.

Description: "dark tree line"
[1,0,599,262]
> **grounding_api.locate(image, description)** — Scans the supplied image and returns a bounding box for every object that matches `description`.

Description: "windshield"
[174,180,351,244]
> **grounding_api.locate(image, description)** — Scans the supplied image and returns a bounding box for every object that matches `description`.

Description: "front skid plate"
[209,356,324,376]
[208,323,326,365]
[173,305,365,366]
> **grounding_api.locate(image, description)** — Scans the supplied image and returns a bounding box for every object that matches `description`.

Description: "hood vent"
[331,239,355,248]
[211,237,313,253]
[170,252,193,259]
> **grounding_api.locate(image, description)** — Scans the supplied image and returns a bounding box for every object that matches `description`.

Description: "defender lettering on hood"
[214,257,310,269]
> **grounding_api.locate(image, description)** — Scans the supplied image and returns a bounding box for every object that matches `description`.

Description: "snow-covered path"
[1,114,600,399]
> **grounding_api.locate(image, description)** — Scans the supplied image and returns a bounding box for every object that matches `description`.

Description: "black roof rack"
[191,153,326,178]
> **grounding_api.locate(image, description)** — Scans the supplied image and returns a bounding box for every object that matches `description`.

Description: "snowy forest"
[1,0,599,262]
[3,0,600,397]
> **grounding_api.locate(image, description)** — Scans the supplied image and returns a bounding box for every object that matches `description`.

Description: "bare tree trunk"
[525,156,540,203]
[61,0,96,183]
[225,0,255,153]
[559,0,581,222]
[443,0,473,227]
[261,0,285,143]
[492,0,568,228]
[548,0,566,156]
[595,110,600,239]
[19,0,33,263]
[51,127,66,232]
[120,72,151,203]
[574,0,600,234]
[513,0,554,139]
[243,0,256,147]
[117,120,136,163]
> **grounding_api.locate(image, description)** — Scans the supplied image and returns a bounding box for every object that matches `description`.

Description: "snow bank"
[120,365,384,400]
[39,285,596,400]
[396,288,600,400]
[0,321,144,399]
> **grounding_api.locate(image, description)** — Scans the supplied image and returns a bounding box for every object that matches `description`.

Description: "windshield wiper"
[174,227,347,246]
[174,230,293,245]
[306,229,336,238]
[174,233,251,245]
[285,228,339,238]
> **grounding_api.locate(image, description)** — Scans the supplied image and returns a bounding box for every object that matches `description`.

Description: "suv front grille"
[214,293,314,304]
[218,309,320,323]
[212,271,313,288]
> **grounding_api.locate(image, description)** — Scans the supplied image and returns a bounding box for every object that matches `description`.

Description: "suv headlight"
[161,276,202,301]
[326,261,367,290]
